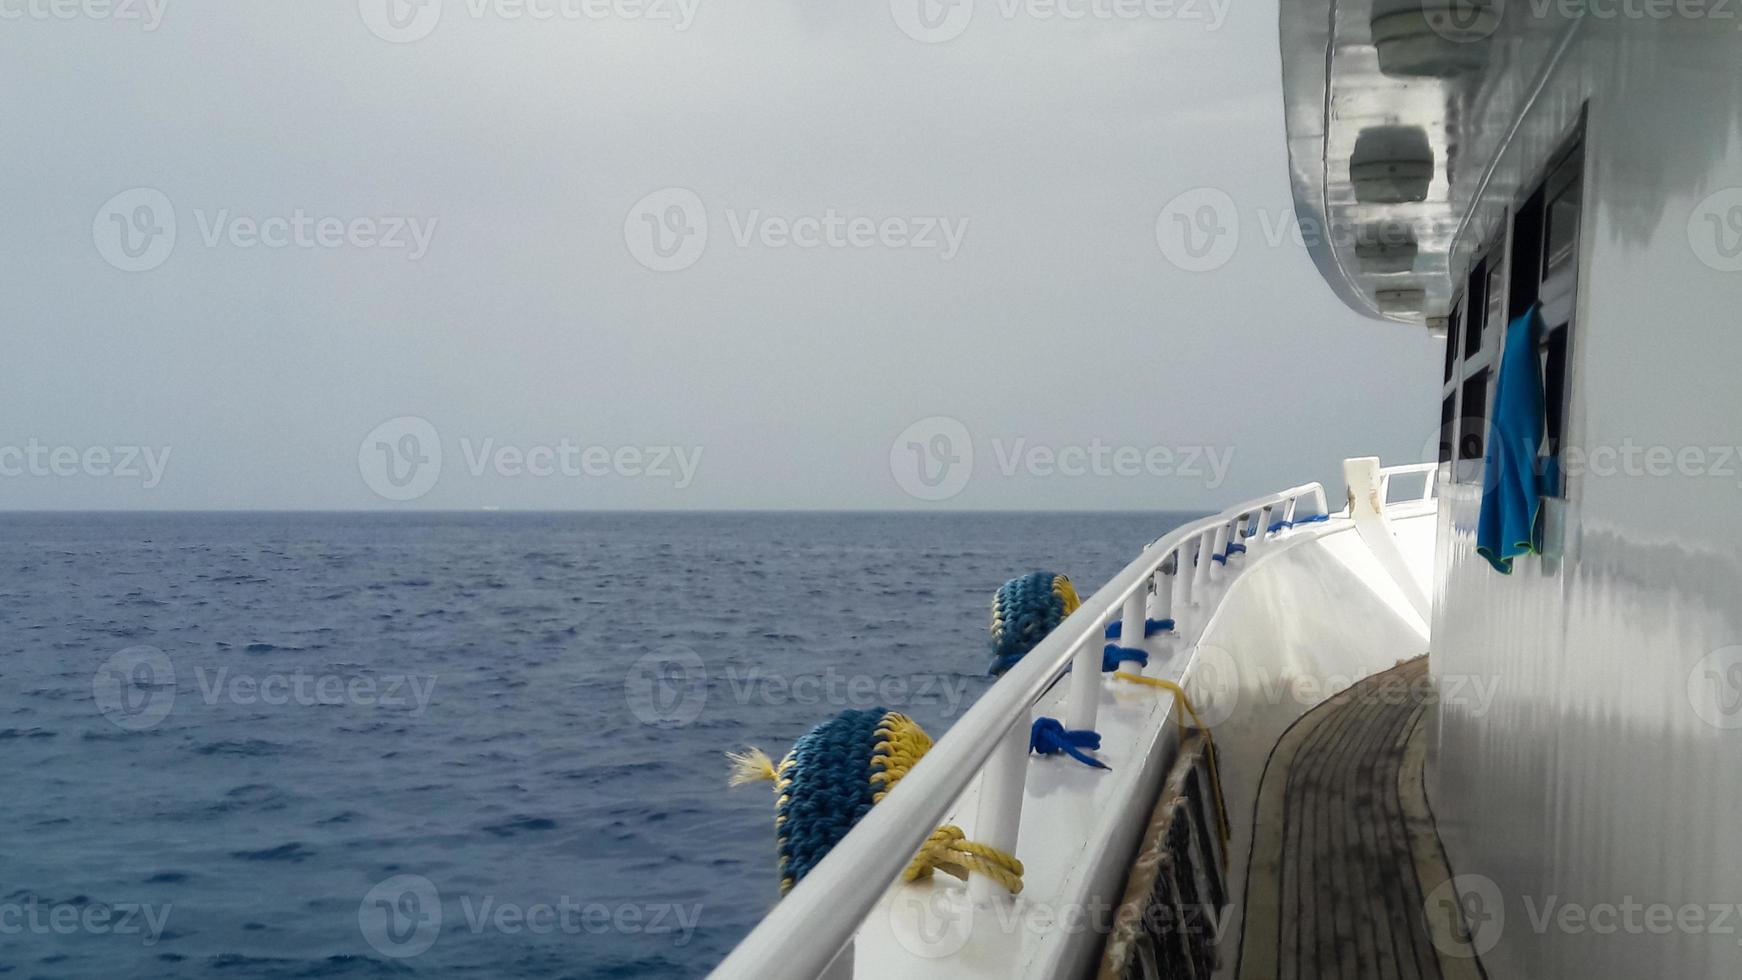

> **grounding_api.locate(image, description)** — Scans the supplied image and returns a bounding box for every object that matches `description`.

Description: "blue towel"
[1476,306,1546,574]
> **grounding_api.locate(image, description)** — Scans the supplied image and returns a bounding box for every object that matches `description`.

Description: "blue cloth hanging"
[1477,305,1547,574]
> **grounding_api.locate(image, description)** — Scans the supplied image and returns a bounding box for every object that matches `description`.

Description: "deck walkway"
[1236,657,1488,980]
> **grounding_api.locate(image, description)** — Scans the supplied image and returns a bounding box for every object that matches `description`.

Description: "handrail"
[707,480,1332,980]
[1378,461,1438,506]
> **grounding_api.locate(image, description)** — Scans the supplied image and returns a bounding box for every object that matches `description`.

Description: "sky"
[0,0,1443,510]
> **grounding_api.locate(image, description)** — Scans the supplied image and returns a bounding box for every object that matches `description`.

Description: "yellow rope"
[870,713,933,802]
[1112,672,1232,847]
[903,825,1025,894]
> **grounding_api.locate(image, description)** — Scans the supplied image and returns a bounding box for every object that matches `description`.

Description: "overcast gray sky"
[1,0,1441,510]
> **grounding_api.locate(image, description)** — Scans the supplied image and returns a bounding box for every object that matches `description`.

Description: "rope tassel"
[1028,716,1109,770]
[904,825,1025,894]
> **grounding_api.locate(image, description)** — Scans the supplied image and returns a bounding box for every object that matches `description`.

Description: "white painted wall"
[1431,22,1742,979]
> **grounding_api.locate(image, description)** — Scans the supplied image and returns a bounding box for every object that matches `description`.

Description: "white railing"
[1378,461,1439,506]
[708,480,1332,980]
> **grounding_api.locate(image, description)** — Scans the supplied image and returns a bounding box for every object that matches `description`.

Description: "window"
[1505,127,1585,497]
[1440,243,1505,483]
[1432,114,1585,498]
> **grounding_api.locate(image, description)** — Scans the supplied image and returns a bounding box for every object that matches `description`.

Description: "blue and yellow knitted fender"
[988,571,1081,675]
[728,707,932,894]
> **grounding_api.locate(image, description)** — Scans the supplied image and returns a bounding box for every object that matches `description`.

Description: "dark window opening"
[1463,259,1488,360]
[1459,368,1490,463]
[1439,394,1457,465]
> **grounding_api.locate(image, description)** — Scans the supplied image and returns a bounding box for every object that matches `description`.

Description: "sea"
[0,511,1196,978]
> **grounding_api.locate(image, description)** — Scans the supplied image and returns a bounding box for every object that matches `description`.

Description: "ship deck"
[1235,657,1488,980]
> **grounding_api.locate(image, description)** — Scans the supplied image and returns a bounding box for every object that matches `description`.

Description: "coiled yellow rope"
[1112,672,1231,846]
[903,825,1025,894]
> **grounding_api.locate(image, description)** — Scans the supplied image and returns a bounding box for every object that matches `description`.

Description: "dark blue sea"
[0,512,1195,979]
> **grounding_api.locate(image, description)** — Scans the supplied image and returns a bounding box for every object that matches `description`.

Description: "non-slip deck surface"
[1237,657,1486,980]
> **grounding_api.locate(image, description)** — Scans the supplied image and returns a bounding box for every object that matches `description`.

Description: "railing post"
[1149,567,1172,629]
[1114,592,1146,669]
[969,715,1029,904]
[1171,547,1193,610]
[1206,523,1231,583]
[1247,505,1270,557]
[1192,529,1215,594]
[1065,633,1102,732]
[1344,457,1432,623]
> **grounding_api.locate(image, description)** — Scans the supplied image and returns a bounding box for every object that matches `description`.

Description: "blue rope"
[1267,512,1330,534]
[1104,618,1175,639]
[1103,644,1148,671]
[1029,717,1108,770]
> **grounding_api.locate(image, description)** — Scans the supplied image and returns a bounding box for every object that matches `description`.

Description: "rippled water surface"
[0,511,1195,978]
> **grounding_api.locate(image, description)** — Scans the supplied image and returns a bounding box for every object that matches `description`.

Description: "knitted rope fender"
[728,708,1022,896]
[988,571,1081,675]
